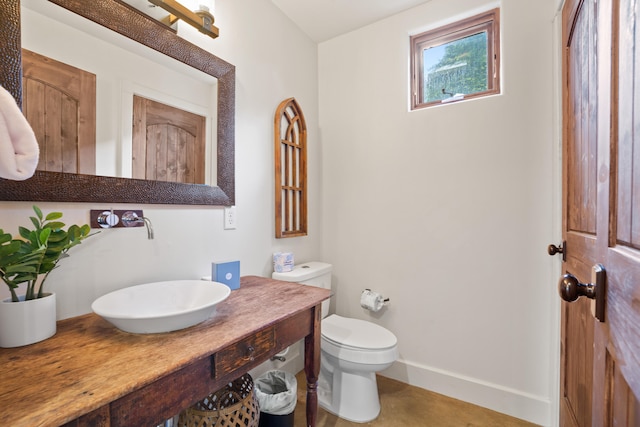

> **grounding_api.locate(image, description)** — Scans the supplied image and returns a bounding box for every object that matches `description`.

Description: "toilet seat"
[322,314,397,349]
[321,315,398,365]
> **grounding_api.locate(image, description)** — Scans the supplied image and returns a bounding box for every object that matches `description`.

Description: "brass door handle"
[558,264,606,322]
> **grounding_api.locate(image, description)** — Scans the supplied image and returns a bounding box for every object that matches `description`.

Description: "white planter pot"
[0,293,56,348]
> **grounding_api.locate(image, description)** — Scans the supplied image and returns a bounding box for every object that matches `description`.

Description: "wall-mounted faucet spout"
[122,211,154,240]
[142,217,154,240]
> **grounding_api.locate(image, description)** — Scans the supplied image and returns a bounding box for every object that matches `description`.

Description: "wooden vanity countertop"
[0,276,331,427]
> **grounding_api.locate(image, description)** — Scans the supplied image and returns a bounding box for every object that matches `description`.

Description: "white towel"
[0,85,39,181]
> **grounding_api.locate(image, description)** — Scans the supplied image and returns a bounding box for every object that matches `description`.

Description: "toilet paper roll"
[360,289,385,312]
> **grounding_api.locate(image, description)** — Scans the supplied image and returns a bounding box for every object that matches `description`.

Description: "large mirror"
[0,0,235,205]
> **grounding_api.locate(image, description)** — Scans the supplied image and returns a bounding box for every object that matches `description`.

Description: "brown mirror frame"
[0,0,234,205]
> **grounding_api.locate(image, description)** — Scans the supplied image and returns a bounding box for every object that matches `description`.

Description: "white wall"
[318,0,559,425]
[2,0,321,321]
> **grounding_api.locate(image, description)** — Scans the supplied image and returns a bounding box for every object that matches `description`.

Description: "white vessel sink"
[91,280,231,334]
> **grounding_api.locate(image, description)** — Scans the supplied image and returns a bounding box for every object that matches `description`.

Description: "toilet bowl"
[272,262,398,423]
[318,314,398,422]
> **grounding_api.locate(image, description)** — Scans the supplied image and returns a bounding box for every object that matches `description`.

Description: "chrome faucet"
[122,211,154,240]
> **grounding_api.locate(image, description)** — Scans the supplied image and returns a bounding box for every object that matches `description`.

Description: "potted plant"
[0,206,95,347]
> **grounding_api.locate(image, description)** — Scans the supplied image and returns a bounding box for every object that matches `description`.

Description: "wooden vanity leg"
[304,305,321,427]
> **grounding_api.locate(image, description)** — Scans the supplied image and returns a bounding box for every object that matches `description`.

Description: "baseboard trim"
[382,359,551,426]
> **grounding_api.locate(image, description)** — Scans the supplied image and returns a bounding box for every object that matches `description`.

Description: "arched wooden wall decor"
[274,97,307,238]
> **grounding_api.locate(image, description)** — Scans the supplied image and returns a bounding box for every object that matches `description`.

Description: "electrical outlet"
[224,206,237,230]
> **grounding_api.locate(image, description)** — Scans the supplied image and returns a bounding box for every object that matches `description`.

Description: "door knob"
[548,241,565,261]
[558,264,606,322]
[558,274,595,301]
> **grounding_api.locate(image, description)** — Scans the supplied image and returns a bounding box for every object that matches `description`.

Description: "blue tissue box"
[212,260,240,290]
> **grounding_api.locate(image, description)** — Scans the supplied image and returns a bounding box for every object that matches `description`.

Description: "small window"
[410,8,500,110]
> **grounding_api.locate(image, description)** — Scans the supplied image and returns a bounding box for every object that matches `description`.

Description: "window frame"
[410,8,501,110]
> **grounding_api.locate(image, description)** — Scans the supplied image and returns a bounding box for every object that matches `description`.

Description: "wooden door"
[560,0,640,425]
[22,49,96,175]
[132,95,206,184]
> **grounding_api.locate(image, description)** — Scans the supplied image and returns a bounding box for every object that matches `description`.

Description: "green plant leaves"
[39,228,52,246]
[0,231,46,301]
[32,205,43,220]
[0,230,15,247]
[45,212,63,221]
[0,205,97,301]
[43,221,65,231]
[29,216,39,230]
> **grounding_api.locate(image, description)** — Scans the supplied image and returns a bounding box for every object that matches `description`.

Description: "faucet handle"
[96,210,119,228]
[122,211,143,226]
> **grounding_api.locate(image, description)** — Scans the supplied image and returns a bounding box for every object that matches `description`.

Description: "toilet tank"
[272,262,332,318]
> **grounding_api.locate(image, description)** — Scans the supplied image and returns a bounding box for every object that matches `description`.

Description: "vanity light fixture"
[148,0,219,39]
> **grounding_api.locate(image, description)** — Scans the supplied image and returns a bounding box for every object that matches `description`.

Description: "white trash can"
[254,370,297,427]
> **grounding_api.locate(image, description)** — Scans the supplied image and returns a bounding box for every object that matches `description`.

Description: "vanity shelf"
[0,276,330,427]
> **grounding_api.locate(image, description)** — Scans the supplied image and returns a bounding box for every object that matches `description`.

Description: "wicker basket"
[178,374,260,427]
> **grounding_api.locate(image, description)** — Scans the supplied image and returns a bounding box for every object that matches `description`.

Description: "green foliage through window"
[411,8,500,109]
[423,32,488,103]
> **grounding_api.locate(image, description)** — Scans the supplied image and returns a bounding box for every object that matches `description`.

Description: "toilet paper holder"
[361,289,390,312]
[364,289,390,303]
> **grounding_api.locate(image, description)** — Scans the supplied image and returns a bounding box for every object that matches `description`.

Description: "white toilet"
[272,262,398,423]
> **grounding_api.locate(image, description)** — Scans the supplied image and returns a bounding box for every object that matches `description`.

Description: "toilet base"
[318,361,382,423]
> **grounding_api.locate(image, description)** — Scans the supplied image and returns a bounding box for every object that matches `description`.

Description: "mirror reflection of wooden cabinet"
[132,96,206,184]
[22,49,96,175]
[0,0,235,206]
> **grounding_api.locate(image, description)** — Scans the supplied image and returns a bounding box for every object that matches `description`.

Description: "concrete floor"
[292,372,540,427]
